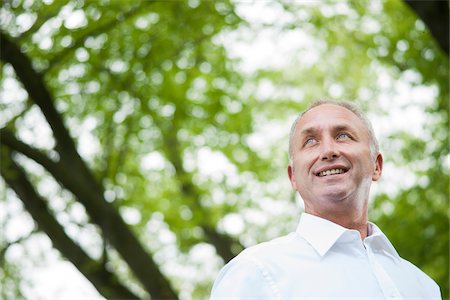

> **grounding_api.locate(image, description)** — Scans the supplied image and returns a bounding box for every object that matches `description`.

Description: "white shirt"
[211,213,441,299]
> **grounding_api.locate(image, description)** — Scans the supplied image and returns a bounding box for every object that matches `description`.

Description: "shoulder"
[399,258,441,296]
[210,233,297,299]
[216,232,298,279]
[239,232,298,259]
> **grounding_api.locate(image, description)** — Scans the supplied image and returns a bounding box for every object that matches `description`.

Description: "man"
[210,100,441,299]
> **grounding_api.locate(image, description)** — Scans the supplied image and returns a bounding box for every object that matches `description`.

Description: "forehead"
[297,104,367,135]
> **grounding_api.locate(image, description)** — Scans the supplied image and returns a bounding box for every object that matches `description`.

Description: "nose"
[320,138,340,161]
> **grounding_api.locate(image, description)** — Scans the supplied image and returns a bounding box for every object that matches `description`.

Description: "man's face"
[288,104,382,215]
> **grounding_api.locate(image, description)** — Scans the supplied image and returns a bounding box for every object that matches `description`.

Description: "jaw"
[300,168,373,226]
[314,185,351,203]
[304,171,354,205]
[306,174,372,211]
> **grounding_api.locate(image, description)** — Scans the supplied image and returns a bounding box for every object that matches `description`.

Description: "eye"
[305,137,317,145]
[336,133,350,140]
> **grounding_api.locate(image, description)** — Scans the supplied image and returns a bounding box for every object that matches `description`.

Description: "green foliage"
[1,0,448,299]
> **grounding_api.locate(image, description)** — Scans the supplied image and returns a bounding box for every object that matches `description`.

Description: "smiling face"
[288,104,382,220]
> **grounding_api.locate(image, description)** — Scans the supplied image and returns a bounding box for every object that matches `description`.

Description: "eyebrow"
[299,127,319,136]
[299,124,358,137]
[333,125,356,134]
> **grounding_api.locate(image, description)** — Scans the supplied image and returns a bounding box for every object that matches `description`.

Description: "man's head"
[287,100,383,219]
[288,100,379,164]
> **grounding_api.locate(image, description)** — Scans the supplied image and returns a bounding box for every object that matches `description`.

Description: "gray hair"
[288,100,379,164]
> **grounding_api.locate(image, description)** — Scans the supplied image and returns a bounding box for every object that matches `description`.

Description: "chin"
[317,189,350,202]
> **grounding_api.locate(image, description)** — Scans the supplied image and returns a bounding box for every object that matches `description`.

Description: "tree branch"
[1,127,61,175]
[0,31,80,160]
[404,0,449,56]
[97,66,243,262]
[0,32,178,299]
[1,127,178,299]
[0,146,139,299]
[164,132,243,262]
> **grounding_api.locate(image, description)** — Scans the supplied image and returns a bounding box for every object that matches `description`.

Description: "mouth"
[315,168,348,177]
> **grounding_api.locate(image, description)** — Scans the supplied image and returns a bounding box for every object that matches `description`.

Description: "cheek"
[293,157,307,172]
[355,153,376,173]
[295,150,316,164]
[293,157,314,178]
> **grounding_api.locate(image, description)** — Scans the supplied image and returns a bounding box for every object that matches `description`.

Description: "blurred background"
[0,0,448,299]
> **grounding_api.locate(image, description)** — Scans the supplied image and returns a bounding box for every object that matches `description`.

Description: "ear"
[372,153,383,181]
[288,164,298,190]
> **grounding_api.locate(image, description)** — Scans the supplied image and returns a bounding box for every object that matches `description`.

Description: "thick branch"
[1,128,61,176]
[0,147,138,299]
[0,32,80,160]
[404,0,449,56]
[0,34,178,299]
[1,131,178,299]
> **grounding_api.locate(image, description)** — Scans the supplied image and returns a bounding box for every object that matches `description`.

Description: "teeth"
[318,169,345,177]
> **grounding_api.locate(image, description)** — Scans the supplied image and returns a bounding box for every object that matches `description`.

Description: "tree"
[1,1,247,298]
[1,0,448,299]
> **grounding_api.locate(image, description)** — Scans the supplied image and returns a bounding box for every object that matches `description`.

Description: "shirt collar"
[296,213,400,259]
[296,213,348,257]
[365,222,400,260]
